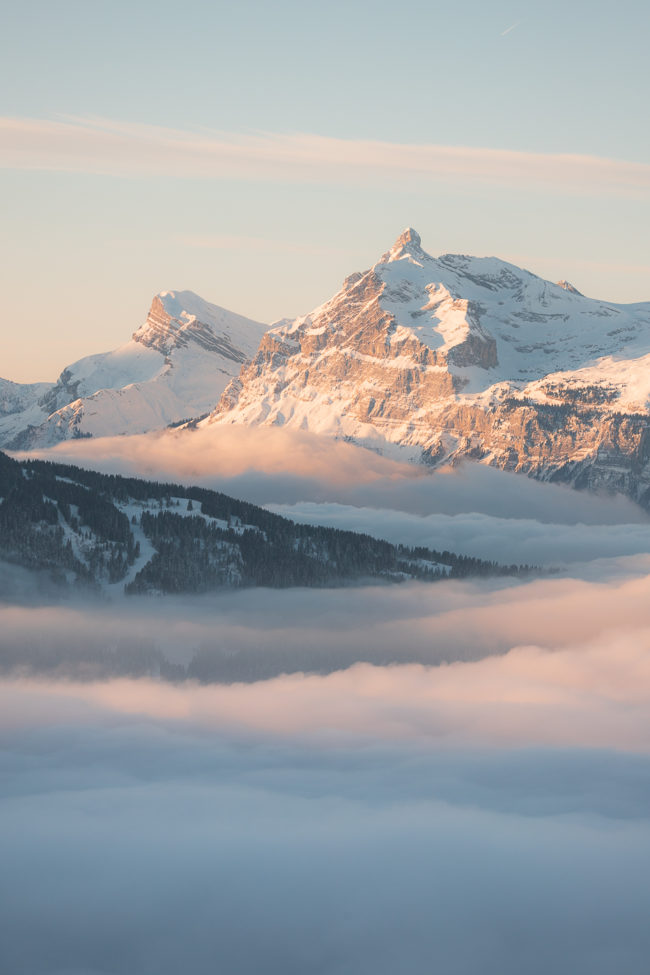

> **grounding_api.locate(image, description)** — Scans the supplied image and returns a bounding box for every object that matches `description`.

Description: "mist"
[5,425,650,972]
[3,673,650,975]
[3,551,650,973]
[3,562,650,683]
[268,502,650,568]
[22,423,648,524]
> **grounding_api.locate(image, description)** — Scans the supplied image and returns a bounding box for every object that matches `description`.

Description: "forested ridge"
[0,451,534,593]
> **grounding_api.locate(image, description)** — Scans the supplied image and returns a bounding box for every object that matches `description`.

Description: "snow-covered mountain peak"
[381,227,427,265]
[1,287,270,449]
[207,227,650,495]
[228,230,650,400]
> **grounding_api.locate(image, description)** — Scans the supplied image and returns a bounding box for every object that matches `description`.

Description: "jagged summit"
[382,227,427,264]
[395,227,421,249]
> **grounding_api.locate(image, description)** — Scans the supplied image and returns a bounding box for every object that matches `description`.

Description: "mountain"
[0,291,268,449]
[207,229,650,505]
[0,450,531,601]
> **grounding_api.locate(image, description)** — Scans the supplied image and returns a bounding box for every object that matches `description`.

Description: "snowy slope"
[1,291,268,448]
[0,378,55,443]
[0,378,54,416]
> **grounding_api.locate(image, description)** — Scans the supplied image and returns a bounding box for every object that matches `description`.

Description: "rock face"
[134,292,255,361]
[1,291,268,449]
[207,229,650,505]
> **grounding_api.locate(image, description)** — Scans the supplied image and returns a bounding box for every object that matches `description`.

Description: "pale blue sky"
[1,0,649,380]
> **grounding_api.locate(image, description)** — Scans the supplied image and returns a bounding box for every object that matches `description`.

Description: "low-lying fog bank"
[21,424,648,524]
[2,561,650,683]
[2,672,650,975]
[5,426,650,973]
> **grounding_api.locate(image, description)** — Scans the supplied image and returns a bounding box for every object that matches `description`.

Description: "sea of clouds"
[3,426,650,973]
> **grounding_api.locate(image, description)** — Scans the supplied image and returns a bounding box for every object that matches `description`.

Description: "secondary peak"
[557,279,583,296]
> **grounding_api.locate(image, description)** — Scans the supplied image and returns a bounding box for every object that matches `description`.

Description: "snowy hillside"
[0,291,268,449]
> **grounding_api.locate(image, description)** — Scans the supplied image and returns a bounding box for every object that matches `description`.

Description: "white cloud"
[3,714,650,975]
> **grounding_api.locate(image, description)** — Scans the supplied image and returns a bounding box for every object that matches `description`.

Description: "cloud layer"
[7,427,650,972]
[3,559,650,747]
[25,424,648,526]
[2,677,650,975]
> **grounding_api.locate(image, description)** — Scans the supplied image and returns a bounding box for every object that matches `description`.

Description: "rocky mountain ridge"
[206,229,650,505]
[5,230,650,506]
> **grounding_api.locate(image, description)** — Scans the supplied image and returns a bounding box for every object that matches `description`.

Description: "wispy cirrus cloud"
[1,114,649,196]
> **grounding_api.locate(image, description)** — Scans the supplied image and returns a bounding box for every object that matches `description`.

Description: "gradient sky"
[1,0,649,381]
